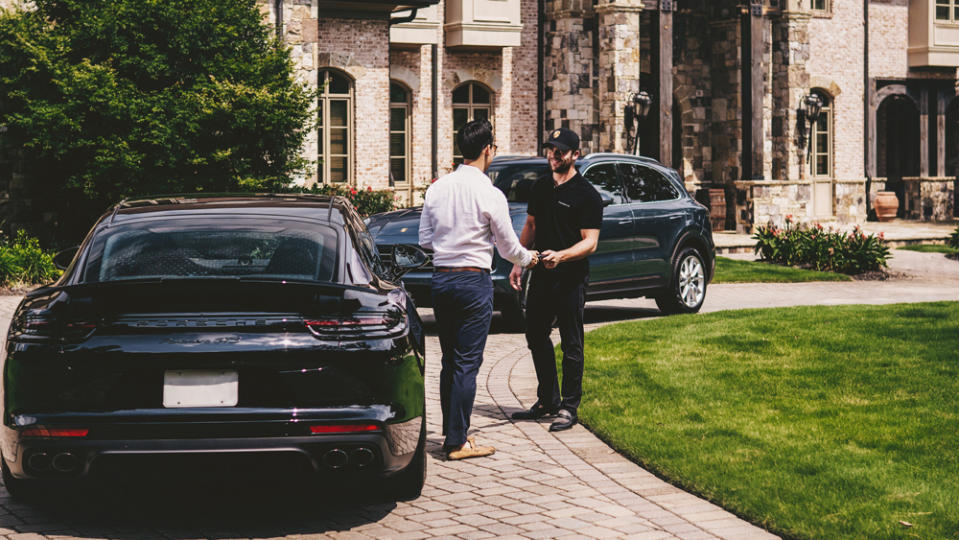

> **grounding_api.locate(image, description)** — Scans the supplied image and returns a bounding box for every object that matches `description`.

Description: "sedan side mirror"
[52,246,79,271]
[600,193,614,207]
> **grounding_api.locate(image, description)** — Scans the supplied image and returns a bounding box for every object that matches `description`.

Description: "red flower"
[367,186,372,191]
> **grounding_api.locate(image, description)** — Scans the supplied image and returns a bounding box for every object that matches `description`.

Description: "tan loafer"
[446,436,495,460]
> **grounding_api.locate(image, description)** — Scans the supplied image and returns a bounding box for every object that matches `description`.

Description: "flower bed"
[752,216,890,275]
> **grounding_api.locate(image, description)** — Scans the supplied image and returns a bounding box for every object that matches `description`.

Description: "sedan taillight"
[304,309,405,338]
[21,426,89,438]
[10,312,97,342]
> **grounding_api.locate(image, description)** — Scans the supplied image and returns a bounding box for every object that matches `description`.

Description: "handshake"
[511,249,562,290]
[524,249,562,270]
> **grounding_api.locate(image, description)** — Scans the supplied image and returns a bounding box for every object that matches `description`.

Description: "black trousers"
[524,269,587,415]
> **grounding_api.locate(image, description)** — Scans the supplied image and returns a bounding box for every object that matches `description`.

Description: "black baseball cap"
[543,127,580,153]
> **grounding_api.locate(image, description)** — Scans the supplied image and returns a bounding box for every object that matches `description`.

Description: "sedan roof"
[110,194,348,223]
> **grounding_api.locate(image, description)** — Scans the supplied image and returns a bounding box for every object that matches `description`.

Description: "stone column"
[709,19,742,184]
[770,7,810,181]
[658,3,674,167]
[543,1,600,152]
[595,1,643,153]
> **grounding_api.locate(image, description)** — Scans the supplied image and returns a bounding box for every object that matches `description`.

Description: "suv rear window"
[490,163,551,203]
[81,217,339,283]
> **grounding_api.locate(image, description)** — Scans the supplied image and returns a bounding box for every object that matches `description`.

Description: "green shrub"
[753,216,889,274]
[0,0,314,244]
[276,183,396,217]
[0,230,61,286]
[950,226,959,249]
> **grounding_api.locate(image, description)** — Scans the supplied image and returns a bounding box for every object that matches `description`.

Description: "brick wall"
[808,1,865,180]
[316,18,390,190]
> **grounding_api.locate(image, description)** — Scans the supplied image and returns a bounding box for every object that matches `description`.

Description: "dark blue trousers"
[431,271,493,450]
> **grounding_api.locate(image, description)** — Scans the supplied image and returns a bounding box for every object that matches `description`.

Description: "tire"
[655,246,707,315]
[385,417,426,501]
[499,271,531,332]
[1,456,43,503]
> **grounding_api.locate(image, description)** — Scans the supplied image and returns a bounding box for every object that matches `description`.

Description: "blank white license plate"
[163,370,238,408]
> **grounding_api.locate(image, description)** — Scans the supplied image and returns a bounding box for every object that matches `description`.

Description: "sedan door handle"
[617,219,632,225]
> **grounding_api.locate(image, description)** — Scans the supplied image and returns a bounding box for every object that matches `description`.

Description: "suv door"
[618,162,685,284]
[580,161,636,289]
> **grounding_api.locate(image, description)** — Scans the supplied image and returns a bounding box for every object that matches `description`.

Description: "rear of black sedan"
[0,195,427,500]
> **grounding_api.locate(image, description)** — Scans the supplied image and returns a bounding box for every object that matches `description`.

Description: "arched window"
[810,90,833,178]
[318,69,353,184]
[452,82,493,165]
[389,82,412,187]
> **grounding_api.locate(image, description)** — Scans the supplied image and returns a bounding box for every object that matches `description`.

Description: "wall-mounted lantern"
[625,91,653,156]
[798,92,822,164]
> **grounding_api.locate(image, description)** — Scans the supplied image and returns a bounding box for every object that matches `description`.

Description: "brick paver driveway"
[0,250,954,540]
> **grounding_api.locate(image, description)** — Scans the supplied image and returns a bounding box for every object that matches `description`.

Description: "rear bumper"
[2,409,422,480]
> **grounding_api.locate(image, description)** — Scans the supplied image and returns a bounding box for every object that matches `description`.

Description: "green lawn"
[897,244,959,255]
[579,303,959,540]
[713,256,852,283]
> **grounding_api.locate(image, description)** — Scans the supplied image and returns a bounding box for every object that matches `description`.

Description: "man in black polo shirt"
[509,127,603,432]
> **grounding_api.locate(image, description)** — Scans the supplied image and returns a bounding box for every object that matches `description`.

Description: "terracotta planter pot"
[708,189,726,231]
[874,191,899,222]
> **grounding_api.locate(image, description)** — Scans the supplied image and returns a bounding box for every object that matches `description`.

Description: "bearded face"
[546,147,577,174]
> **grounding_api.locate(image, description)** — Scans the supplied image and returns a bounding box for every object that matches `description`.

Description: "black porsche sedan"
[1,195,428,500]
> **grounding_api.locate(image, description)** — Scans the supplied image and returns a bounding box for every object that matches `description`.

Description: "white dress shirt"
[419,164,532,269]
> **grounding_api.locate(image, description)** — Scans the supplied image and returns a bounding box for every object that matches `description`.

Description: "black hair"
[457,120,494,161]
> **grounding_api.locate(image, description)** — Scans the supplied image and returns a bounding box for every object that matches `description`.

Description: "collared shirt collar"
[457,163,492,184]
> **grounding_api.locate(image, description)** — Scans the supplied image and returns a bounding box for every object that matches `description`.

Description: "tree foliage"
[0,0,314,243]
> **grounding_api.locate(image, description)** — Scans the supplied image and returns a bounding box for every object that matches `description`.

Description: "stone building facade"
[271,0,956,228]
[259,0,538,206]
[540,0,958,230]
[3,0,953,228]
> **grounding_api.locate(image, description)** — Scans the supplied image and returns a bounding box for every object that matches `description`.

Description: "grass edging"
[713,256,852,283]
[578,302,959,540]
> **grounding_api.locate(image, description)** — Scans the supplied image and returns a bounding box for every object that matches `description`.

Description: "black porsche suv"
[1,195,429,501]
[368,153,716,328]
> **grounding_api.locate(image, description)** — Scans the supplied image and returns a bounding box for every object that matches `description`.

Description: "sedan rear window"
[81,217,338,283]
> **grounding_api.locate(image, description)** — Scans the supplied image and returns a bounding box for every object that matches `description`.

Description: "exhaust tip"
[51,452,80,474]
[323,448,349,469]
[351,447,375,468]
[26,452,50,472]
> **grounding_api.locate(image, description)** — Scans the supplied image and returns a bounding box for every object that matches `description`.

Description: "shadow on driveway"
[3,461,397,538]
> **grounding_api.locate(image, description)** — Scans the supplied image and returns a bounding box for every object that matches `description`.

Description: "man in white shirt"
[419,120,539,460]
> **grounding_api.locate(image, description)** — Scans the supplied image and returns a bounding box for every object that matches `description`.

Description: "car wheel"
[1,456,43,503]
[655,246,707,315]
[500,271,531,332]
[385,416,426,501]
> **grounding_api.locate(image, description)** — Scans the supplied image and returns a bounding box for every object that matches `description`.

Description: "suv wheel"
[655,246,707,315]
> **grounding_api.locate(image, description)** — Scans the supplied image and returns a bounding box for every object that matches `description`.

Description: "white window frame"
[936,0,959,22]
[810,90,833,178]
[318,69,354,184]
[452,82,494,165]
[389,81,412,187]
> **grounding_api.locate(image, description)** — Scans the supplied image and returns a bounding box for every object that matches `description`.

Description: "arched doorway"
[947,98,959,213]
[876,94,920,218]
